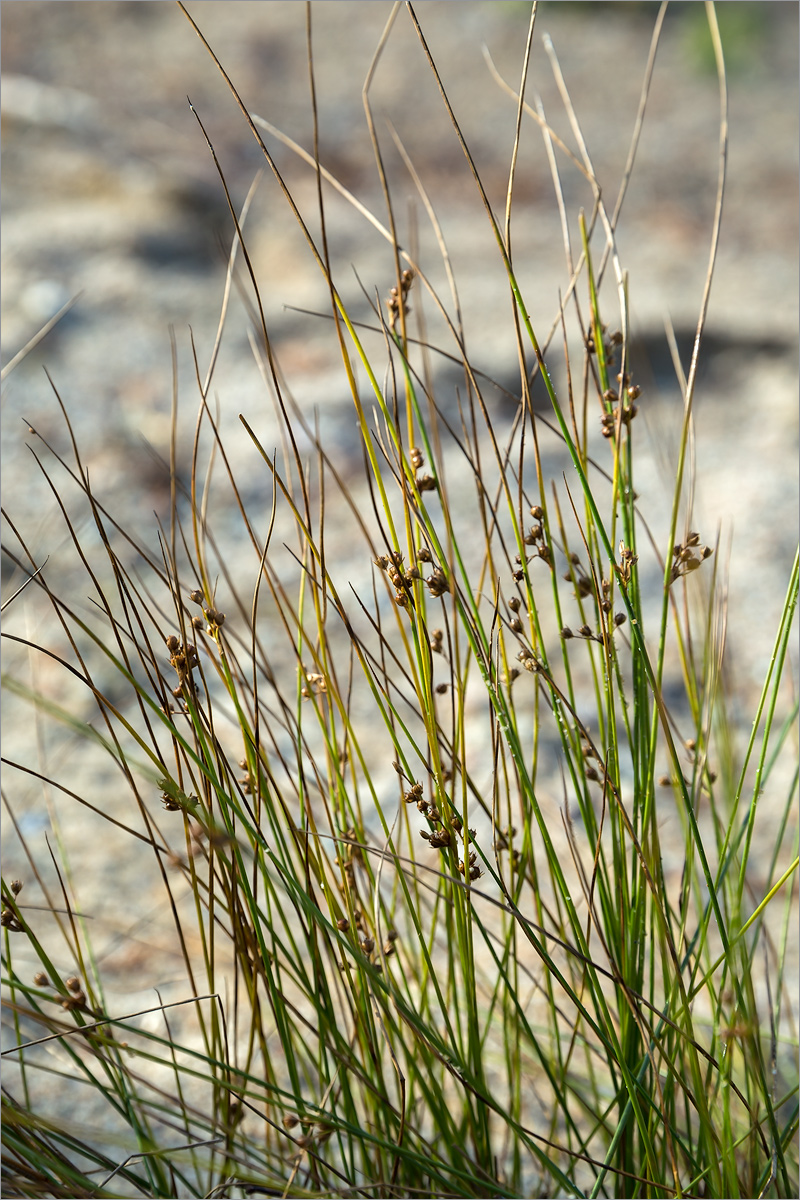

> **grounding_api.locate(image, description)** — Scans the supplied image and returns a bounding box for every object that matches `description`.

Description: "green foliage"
[2,4,797,1198]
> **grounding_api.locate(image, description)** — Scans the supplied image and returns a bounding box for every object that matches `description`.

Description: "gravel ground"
[2,0,798,1176]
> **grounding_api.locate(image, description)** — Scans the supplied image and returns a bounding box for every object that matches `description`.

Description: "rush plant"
[2,3,797,1198]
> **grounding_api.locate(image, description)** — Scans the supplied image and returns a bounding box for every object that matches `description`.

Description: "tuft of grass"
[2,4,797,1198]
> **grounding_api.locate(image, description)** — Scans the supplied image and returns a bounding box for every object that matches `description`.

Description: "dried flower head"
[669,536,713,585]
[426,568,449,597]
[1,908,23,932]
[617,542,638,586]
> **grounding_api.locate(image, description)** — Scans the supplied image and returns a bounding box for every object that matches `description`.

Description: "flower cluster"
[386,267,414,331]
[374,548,450,609]
[669,533,713,585]
[165,633,199,696]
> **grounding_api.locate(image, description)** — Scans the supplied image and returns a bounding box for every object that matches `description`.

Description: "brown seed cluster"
[29,970,90,1012]
[586,325,642,439]
[600,380,641,439]
[374,548,450,609]
[61,975,87,1011]
[301,670,327,699]
[426,566,449,597]
[420,826,451,848]
[513,506,552,580]
[503,596,530,647]
[1,880,24,932]
[458,850,482,880]
[586,326,624,356]
[166,634,199,696]
[237,758,253,795]
[187,590,225,635]
[398,766,481,881]
[516,647,543,674]
[559,562,626,642]
[560,610,626,645]
[404,445,437,495]
[669,533,713,585]
[617,542,638,587]
[386,267,414,332]
[160,787,199,813]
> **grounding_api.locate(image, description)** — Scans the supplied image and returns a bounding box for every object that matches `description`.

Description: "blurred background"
[2,5,797,423]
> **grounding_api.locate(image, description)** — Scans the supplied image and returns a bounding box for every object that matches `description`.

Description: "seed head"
[1,908,22,931]
[426,568,449,597]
